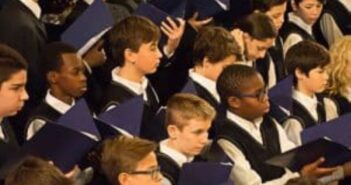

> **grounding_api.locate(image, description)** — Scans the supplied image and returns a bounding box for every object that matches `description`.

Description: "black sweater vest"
[290,96,326,128]
[330,94,351,116]
[216,116,285,182]
[280,22,315,42]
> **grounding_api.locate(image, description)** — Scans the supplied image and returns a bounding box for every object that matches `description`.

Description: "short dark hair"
[217,64,259,107]
[193,26,242,65]
[253,0,288,12]
[285,41,330,85]
[0,44,28,87]
[5,156,74,185]
[41,42,77,77]
[235,12,277,40]
[100,136,157,185]
[108,16,160,67]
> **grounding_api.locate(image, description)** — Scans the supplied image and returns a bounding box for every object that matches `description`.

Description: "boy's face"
[298,66,329,94]
[121,152,161,185]
[265,3,287,31]
[204,55,236,81]
[133,41,162,75]
[170,118,211,157]
[0,70,28,117]
[294,0,323,25]
[245,37,274,61]
[231,74,270,120]
[53,53,87,98]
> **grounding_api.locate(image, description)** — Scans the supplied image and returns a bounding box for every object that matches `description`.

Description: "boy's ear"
[118,172,129,185]
[124,48,137,64]
[167,125,179,140]
[47,71,58,84]
[295,68,306,81]
[202,57,212,68]
[228,96,241,109]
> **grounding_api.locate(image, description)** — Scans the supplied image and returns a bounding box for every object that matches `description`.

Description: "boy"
[25,42,87,140]
[214,64,340,185]
[187,26,241,138]
[100,136,161,185]
[232,12,278,88]
[100,16,162,140]
[4,156,74,185]
[157,93,216,185]
[253,0,288,82]
[0,43,29,146]
[283,41,338,145]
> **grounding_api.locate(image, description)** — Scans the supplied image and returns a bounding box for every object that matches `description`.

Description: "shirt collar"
[45,90,75,114]
[226,111,263,133]
[111,67,148,96]
[339,0,351,11]
[189,69,220,102]
[292,89,318,111]
[288,12,313,35]
[20,0,41,19]
[0,118,4,140]
[159,139,194,167]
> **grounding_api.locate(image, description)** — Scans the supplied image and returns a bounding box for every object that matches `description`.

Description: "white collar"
[111,67,148,96]
[189,69,220,102]
[84,0,94,5]
[159,139,194,167]
[0,118,4,140]
[214,0,229,10]
[226,111,263,133]
[45,90,75,114]
[292,89,318,119]
[288,12,313,35]
[339,0,351,11]
[20,0,41,19]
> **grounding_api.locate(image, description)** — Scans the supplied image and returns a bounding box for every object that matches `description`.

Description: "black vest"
[289,96,326,128]
[0,119,18,146]
[100,80,165,141]
[157,151,181,185]
[215,116,285,182]
[280,22,315,42]
[324,0,351,35]
[330,94,351,116]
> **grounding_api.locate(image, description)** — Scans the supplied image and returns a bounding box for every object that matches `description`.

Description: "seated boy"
[188,26,241,138]
[214,64,340,185]
[157,93,216,185]
[0,44,29,146]
[25,42,87,140]
[283,41,338,145]
[4,156,74,185]
[100,136,161,185]
[100,16,163,140]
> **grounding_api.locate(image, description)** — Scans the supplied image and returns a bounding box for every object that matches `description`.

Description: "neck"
[117,65,144,83]
[229,108,257,123]
[50,88,74,105]
[296,83,315,98]
[166,139,194,159]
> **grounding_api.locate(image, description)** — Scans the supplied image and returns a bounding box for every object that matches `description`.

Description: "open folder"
[265,138,351,172]
[177,162,233,185]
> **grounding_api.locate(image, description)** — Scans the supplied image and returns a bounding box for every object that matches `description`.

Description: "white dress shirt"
[20,0,41,19]
[189,69,220,103]
[218,111,299,185]
[283,13,313,56]
[0,118,5,141]
[159,139,194,185]
[283,89,338,145]
[26,91,75,140]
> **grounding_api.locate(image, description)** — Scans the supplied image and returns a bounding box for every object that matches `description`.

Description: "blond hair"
[165,93,216,129]
[327,36,351,97]
[100,136,157,185]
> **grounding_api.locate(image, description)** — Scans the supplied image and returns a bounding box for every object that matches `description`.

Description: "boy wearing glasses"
[100,136,161,185]
[214,64,338,185]
[283,41,338,145]
[157,93,216,185]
